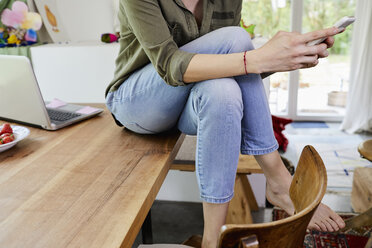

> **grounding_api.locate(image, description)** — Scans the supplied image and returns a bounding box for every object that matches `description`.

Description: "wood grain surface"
[351,167,372,213]
[171,155,263,174]
[226,175,254,225]
[0,104,184,248]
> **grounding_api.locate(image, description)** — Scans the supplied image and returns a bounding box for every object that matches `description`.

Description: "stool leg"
[242,175,259,211]
[226,174,258,224]
[142,209,153,244]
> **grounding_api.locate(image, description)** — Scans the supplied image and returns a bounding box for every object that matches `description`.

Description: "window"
[242,0,356,121]
[298,0,355,118]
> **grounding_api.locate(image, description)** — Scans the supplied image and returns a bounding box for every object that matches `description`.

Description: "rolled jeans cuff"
[200,192,234,204]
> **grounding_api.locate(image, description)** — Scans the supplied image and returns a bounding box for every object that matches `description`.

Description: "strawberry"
[0,133,13,139]
[0,123,13,136]
[1,135,15,144]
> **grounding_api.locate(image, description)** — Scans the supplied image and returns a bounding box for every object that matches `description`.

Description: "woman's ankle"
[266,181,294,215]
[202,236,217,248]
[202,202,229,248]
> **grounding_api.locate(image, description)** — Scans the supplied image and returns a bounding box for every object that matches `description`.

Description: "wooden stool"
[351,167,372,213]
[171,155,263,224]
[358,139,372,162]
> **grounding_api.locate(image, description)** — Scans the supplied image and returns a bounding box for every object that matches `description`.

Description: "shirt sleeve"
[121,0,195,86]
[233,1,242,26]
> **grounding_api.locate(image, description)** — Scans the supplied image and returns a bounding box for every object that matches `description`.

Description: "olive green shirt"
[106,0,242,96]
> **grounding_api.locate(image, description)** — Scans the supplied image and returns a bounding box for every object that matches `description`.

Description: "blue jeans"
[106,27,278,203]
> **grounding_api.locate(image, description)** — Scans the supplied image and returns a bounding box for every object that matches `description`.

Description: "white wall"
[56,0,116,42]
[30,0,116,42]
[30,42,119,103]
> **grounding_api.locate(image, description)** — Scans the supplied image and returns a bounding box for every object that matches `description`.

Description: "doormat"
[290,122,329,129]
[272,208,371,248]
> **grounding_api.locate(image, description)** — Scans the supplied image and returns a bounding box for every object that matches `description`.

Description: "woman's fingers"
[298,55,319,69]
[324,36,335,48]
[303,43,328,56]
[258,27,337,73]
[296,43,328,58]
[318,49,329,58]
[300,27,340,44]
[311,43,329,58]
[299,55,318,64]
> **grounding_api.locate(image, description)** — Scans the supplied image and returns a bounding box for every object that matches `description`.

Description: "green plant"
[241,0,291,38]
[303,0,355,55]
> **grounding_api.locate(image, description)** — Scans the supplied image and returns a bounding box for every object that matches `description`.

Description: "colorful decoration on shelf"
[240,19,256,39]
[0,1,42,47]
[101,32,119,43]
[0,29,6,47]
[44,5,58,32]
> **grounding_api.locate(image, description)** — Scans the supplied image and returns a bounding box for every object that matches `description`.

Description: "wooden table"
[0,104,184,248]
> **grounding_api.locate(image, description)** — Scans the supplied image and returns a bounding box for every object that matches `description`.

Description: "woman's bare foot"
[308,203,345,232]
[255,151,345,232]
[266,179,294,215]
[266,179,345,232]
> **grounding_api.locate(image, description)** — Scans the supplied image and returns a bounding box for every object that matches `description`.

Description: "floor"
[132,122,372,247]
[283,121,372,213]
[132,201,273,247]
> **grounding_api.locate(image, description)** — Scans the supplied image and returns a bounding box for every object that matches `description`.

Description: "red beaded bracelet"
[243,51,248,75]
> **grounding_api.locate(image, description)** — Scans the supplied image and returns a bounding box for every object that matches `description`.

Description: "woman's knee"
[219,26,255,53]
[180,26,255,55]
[195,78,243,119]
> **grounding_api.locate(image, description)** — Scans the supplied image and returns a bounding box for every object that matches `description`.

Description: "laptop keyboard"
[47,109,81,122]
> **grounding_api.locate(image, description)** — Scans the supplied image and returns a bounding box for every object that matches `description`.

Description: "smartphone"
[307,16,356,46]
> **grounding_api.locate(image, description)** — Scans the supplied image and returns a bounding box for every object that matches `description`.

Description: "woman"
[105,0,345,247]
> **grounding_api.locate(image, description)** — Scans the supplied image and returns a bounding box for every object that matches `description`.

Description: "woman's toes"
[327,218,340,232]
[337,219,346,229]
[314,223,321,231]
[324,220,335,232]
[308,222,321,231]
[319,204,345,229]
[331,211,346,229]
[318,221,328,232]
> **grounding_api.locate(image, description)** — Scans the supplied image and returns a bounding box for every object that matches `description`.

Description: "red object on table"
[272,115,292,152]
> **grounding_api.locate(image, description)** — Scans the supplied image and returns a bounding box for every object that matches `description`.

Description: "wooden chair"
[139,145,327,248]
[217,145,327,248]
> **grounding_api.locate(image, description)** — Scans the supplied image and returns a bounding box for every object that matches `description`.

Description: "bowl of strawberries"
[0,123,30,153]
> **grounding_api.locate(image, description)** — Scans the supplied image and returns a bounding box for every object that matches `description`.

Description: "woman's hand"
[251,27,340,74]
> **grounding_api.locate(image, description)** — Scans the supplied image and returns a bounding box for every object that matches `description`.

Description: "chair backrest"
[218,145,327,248]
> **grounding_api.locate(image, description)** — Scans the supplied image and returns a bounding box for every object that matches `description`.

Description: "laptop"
[0,55,103,130]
